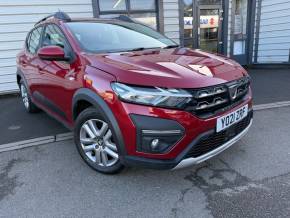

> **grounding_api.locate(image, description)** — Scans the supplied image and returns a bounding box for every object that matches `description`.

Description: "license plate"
[216,105,248,132]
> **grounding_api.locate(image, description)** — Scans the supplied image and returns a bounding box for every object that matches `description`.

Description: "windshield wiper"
[127,47,161,52]
[124,45,178,52]
[163,45,179,49]
[129,47,146,51]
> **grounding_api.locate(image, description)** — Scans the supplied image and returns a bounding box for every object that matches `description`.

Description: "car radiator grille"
[185,111,252,158]
[185,77,250,118]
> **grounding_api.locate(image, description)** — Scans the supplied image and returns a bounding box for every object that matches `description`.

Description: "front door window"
[27,26,43,55]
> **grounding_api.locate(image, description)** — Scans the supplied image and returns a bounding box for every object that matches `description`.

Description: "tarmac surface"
[1,106,290,217]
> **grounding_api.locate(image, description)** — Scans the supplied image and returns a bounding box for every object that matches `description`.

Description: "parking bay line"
[0,101,290,153]
[253,101,290,111]
[0,133,73,153]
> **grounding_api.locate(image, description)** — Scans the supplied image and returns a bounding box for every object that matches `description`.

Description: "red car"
[16,12,253,174]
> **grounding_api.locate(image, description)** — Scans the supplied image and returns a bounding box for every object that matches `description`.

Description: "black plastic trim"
[130,114,185,153]
[130,114,185,132]
[16,68,28,91]
[72,88,127,157]
[123,129,213,170]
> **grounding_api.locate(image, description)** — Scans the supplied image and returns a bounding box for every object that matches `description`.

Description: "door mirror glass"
[38,46,67,61]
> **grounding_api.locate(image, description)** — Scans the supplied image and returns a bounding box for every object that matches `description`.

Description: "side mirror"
[38,46,69,61]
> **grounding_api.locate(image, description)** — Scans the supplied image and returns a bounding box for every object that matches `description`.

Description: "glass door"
[181,0,224,53]
[199,7,222,53]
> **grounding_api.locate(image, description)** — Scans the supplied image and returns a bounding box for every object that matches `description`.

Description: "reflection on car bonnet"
[189,65,213,77]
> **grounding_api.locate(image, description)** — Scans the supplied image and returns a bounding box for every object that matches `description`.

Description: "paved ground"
[249,68,290,105]
[1,106,290,218]
[0,94,67,145]
[0,67,289,144]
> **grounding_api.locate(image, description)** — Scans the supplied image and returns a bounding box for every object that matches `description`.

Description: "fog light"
[151,139,159,150]
[140,134,183,154]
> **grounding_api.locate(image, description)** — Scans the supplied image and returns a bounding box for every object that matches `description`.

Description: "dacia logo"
[228,85,238,100]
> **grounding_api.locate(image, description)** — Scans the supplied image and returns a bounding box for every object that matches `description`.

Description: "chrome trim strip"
[142,130,182,135]
[172,119,253,170]
[197,87,227,98]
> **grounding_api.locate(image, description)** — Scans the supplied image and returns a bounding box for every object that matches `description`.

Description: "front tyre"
[74,107,124,174]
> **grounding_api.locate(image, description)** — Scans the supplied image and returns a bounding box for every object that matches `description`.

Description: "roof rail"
[116,15,136,23]
[35,11,71,26]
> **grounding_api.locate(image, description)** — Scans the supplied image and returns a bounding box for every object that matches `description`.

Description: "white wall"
[255,0,290,63]
[0,0,93,94]
[163,0,180,44]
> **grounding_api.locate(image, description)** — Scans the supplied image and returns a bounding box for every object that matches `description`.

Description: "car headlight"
[111,82,193,108]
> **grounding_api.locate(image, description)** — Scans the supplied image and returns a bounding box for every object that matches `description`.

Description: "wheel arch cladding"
[16,68,31,94]
[72,88,127,157]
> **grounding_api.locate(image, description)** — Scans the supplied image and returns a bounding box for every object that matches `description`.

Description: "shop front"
[180,0,255,65]
[91,0,257,65]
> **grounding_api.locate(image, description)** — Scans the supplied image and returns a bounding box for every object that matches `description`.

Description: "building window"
[99,0,126,11]
[199,0,222,5]
[232,0,248,55]
[130,0,155,10]
[183,0,193,47]
[97,0,158,30]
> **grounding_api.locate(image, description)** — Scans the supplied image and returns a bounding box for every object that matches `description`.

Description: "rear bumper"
[123,110,253,170]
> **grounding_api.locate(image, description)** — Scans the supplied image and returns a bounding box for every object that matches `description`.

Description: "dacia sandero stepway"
[17,12,253,174]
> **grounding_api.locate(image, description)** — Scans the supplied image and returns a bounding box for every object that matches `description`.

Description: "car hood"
[84,48,248,88]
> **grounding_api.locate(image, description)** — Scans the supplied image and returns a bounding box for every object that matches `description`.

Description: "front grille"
[185,77,250,118]
[185,111,252,158]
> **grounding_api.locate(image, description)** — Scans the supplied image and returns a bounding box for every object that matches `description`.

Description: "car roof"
[35,12,137,27]
[69,18,113,22]
[35,18,134,29]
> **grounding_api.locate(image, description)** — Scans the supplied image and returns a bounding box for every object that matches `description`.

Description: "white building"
[0,0,289,94]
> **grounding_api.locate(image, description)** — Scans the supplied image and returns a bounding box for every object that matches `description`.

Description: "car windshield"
[66,21,177,53]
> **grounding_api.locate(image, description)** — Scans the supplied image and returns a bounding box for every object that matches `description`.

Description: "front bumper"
[107,86,253,169]
[172,118,253,169]
[122,110,253,169]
